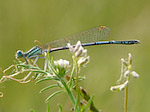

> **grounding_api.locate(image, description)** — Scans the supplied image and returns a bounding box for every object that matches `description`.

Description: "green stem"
[124,85,128,112]
[59,76,76,106]
[76,64,80,111]
[124,61,131,112]
[69,65,75,89]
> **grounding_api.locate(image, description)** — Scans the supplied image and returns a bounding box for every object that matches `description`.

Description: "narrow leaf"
[58,104,63,112]
[32,70,47,74]
[45,90,64,102]
[74,97,79,112]
[47,103,50,112]
[36,77,55,84]
[33,73,39,80]
[82,96,94,112]
[39,84,58,93]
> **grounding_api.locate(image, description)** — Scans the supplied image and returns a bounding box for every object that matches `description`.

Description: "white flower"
[54,59,69,68]
[77,56,90,66]
[80,49,87,57]
[68,41,88,58]
[68,41,90,67]
[75,46,84,57]
[110,85,121,91]
[131,71,139,78]
[110,80,129,91]
[121,58,128,66]
[73,41,81,52]
[119,80,129,90]
[124,70,130,77]
[111,53,139,92]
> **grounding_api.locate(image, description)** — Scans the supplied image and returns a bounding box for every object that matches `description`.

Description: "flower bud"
[110,80,129,91]
[77,56,90,66]
[73,41,81,52]
[121,58,128,66]
[131,71,139,78]
[110,85,121,91]
[75,46,84,57]
[124,70,130,77]
[80,49,87,57]
[119,80,129,90]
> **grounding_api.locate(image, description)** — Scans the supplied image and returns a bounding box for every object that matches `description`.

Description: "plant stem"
[59,77,76,106]
[75,58,80,112]
[124,86,128,112]
[69,65,75,89]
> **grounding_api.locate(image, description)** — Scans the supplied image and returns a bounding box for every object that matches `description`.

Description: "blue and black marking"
[16,40,139,64]
[16,46,43,64]
[25,46,43,58]
[43,40,140,53]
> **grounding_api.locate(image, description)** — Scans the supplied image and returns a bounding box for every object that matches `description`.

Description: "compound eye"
[16,50,23,58]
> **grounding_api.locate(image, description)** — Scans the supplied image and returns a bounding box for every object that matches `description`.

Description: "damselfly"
[16,26,139,64]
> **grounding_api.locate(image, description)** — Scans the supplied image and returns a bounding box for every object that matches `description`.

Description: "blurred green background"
[0,0,149,112]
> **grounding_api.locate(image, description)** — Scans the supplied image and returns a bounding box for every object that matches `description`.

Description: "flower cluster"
[110,53,139,91]
[120,53,139,78]
[54,59,69,69]
[67,41,90,67]
[52,59,69,78]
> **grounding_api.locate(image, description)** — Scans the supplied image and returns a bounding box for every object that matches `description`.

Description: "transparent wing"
[43,26,111,49]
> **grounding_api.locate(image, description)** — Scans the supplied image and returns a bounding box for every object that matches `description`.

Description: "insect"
[16,26,139,64]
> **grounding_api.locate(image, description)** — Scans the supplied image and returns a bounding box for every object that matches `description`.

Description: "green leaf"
[35,77,56,84]
[74,97,79,112]
[39,84,58,93]
[82,96,94,112]
[17,64,30,68]
[46,56,57,75]
[17,64,40,70]
[47,103,50,112]
[58,104,63,112]
[45,90,64,102]
[32,73,39,80]
[32,70,47,74]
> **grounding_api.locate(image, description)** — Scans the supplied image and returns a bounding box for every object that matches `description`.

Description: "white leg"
[44,58,47,71]
[33,55,39,65]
